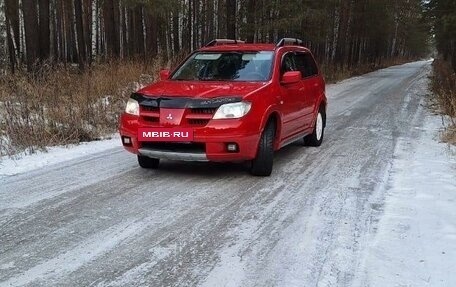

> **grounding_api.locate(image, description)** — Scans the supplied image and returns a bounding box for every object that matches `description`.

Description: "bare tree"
[38,0,50,60]
[226,0,236,39]
[74,0,86,70]
[22,0,40,71]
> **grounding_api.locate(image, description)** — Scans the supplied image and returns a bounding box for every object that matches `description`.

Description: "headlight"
[125,98,139,116]
[213,102,252,119]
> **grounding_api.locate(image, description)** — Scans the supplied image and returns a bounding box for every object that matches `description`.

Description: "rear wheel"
[137,155,160,169]
[304,107,325,147]
[250,121,275,176]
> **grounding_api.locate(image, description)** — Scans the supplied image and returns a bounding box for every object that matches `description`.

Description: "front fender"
[259,105,283,149]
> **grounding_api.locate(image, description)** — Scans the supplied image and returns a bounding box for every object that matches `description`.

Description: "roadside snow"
[359,115,456,286]
[0,135,121,177]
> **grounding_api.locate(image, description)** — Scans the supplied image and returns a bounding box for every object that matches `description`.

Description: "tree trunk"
[38,0,50,60]
[226,0,236,39]
[158,19,168,57]
[127,7,136,57]
[63,0,77,63]
[56,0,64,62]
[192,0,197,49]
[103,0,120,58]
[172,10,180,53]
[206,0,214,42]
[22,0,40,71]
[217,0,223,38]
[201,0,207,46]
[5,0,20,72]
[187,0,192,49]
[5,12,16,72]
[246,0,255,42]
[121,4,127,58]
[74,0,86,70]
[134,5,144,56]
[145,11,158,58]
[83,0,92,63]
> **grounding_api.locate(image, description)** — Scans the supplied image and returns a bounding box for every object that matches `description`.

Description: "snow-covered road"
[1,60,455,286]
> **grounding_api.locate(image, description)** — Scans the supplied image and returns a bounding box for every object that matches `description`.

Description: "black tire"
[137,155,160,169]
[304,107,325,147]
[250,121,275,176]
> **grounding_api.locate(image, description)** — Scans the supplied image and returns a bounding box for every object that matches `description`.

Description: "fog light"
[122,136,132,145]
[226,143,238,152]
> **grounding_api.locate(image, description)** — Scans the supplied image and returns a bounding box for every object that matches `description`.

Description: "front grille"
[139,106,217,127]
[141,142,206,153]
[185,107,217,127]
[189,108,217,114]
[140,105,159,124]
[141,106,159,112]
[188,119,210,126]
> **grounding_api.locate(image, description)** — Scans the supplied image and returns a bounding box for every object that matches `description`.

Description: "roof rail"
[204,39,246,47]
[276,38,304,47]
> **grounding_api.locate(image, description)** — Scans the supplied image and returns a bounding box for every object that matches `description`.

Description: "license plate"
[138,128,194,142]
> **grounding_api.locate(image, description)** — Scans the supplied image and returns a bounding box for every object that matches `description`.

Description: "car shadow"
[149,160,249,177]
[140,141,312,178]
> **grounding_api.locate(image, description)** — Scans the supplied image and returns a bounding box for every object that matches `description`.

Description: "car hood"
[137,80,268,99]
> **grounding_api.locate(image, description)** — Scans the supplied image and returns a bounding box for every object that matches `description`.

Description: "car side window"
[295,52,318,78]
[281,53,296,75]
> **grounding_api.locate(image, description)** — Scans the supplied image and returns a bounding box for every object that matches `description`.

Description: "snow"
[0,60,455,286]
[358,115,456,286]
[198,60,456,286]
[0,134,121,177]
[1,219,145,287]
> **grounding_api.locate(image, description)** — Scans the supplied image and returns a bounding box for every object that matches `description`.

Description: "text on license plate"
[138,128,194,142]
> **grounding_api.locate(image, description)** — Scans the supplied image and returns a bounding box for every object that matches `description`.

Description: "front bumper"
[119,113,260,162]
[138,148,208,162]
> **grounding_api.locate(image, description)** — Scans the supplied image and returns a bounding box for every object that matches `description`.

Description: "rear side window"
[294,53,318,77]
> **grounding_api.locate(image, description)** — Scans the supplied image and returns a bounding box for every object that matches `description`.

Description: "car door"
[294,52,320,127]
[279,52,307,139]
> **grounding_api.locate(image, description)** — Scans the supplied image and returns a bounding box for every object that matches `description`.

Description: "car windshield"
[171,51,274,82]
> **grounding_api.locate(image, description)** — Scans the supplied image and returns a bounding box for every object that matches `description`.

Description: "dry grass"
[0,58,166,156]
[322,57,412,83]
[430,58,456,144]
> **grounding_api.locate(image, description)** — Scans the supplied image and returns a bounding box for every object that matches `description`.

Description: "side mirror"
[281,71,302,85]
[159,69,170,81]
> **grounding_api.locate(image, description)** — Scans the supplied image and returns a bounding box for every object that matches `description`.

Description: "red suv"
[119,38,327,176]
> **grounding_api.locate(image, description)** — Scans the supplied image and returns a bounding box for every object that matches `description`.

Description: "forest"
[1,0,455,154]
[0,0,431,73]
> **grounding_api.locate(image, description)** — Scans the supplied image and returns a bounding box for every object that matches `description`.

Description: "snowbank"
[0,135,121,177]
[360,115,456,286]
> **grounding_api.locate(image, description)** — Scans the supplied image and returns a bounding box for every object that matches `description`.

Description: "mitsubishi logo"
[166,113,173,120]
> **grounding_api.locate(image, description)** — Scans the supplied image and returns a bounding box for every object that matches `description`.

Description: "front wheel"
[304,108,325,147]
[250,121,275,176]
[138,155,160,169]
